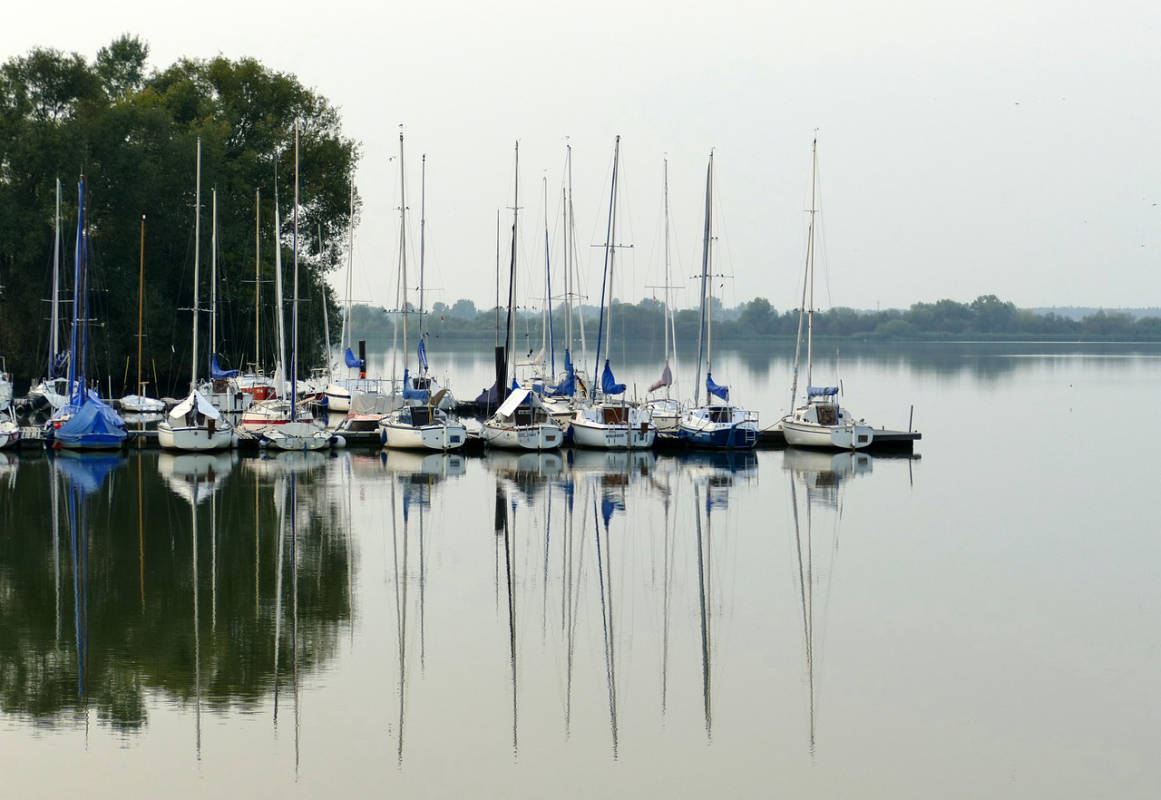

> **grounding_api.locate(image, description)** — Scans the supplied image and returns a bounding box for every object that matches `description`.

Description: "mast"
[254,188,261,373]
[291,122,300,421]
[397,131,408,377]
[50,178,61,378]
[495,209,500,348]
[789,137,817,409]
[806,137,818,392]
[191,138,201,392]
[693,152,712,407]
[343,183,354,353]
[321,225,332,383]
[136,214,145,397]
[562,183,571,353]
[211,188,218,370]
[273,159,288,399]
[419,152,426,362]
[66,178,82,404]
[543,175,554,377]
[706,152,714,384]
[593,135,620,397]
[503,141,519,388]
[568,147,587,367]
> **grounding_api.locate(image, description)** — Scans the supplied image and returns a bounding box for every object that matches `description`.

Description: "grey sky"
[5,0,1158,314]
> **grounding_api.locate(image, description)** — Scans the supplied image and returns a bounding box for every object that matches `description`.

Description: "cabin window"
[816,405,838,425]
[411,406,432,426]
[602,406,627,425]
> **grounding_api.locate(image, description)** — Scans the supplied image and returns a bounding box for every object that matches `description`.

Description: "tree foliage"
[0,36,357,394]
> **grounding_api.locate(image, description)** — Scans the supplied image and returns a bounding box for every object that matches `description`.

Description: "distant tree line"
[349,294,1161,347]
[0,37,356,393]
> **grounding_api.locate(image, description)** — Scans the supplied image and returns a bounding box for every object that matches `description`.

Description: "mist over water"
[1,343,1158,798]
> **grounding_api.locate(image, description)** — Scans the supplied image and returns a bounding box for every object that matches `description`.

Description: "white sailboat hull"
[379,419,467,451]
[570,418,656,449]
[157,423,233,451]
[781,418,874,450]
[482,421,563,451]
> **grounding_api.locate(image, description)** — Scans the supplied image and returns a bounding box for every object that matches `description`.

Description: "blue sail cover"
[55,396,127,449]
[807,385,839,397]
[417,338,429,371]
[344,347,364,368]
[546,349,575,397]
[474,382,499,406]
[402,368,429,402]
[210,353,239,379]
[600,360,625,396]
[706,372,729,401]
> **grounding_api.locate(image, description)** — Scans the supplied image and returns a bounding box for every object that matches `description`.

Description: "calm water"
[1,342,1159,798]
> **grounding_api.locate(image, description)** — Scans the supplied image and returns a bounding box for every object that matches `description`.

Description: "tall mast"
[137,214,145,397]
[291,122,300,421]
[254,187,261,372]
[789,136,818,409]
[191,138,201,391]
[806,137,818,392]
[566,145,587,367]
[503,141,519,386]
[593,135,620,396]
[495,209,500,347]
[693,152,712,407]
[543,174,554,377]
[343,183,354,353]
[50,178,61,377]
[419,152,426,356]
[562,183,571,353]
[662,158,673,399]
[397,131,408,373]
[320,224,331,383]
[66,177,82,404]
[273,159,288,399]
[706,152,714,382]
[211,187,217,366]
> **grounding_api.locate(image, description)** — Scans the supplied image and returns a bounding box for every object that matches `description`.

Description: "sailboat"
[568,136,656,450]
[380,142,466,451]
[677,151,759,449]
[159,139,234,452]
[119,214,165,414]
[482,142,564,451]
[259,122,331,452]
[780,138,873,450]
[48,177,127,450]
[28,179,70,413]
[644,158,681,433]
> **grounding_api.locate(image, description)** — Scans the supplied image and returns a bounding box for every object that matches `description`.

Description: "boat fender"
[332,434,347,449]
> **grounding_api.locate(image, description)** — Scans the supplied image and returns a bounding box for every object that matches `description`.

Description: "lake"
[1,341,1159,798]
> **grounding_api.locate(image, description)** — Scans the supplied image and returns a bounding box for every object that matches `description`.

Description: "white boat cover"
[168,390,221,421]
[495,387,531,419]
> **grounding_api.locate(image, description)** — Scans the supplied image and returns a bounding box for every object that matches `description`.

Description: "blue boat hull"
[677,423,758,450]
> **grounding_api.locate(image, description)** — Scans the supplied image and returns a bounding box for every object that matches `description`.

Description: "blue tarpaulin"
[210,353,239,380]
[547,349,576,397]
[344,347,364,368]
[807,385,839,397]
[402,368,429,402]
[600,360,625,396]
[706,372,729,401]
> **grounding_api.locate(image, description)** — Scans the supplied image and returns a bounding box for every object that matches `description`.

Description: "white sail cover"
[495,387,531,419]
[168,390,222,422]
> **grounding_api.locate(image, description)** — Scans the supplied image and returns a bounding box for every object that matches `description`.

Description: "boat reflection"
[784,447,871,755]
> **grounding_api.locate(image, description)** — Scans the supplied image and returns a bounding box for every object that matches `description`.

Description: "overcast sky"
[5,0,1159,314]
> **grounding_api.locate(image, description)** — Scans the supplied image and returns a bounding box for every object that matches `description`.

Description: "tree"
[0,40,359,392]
